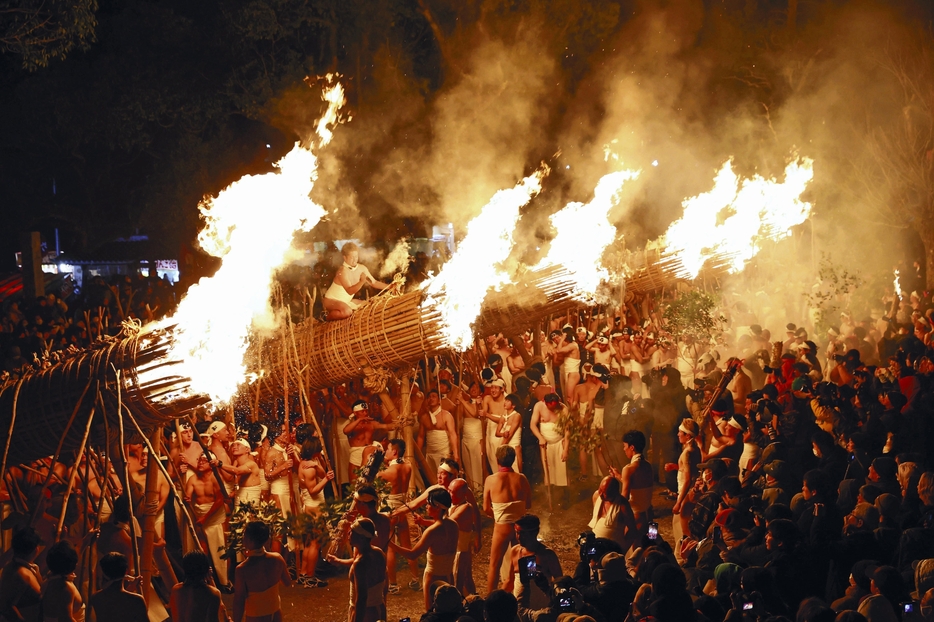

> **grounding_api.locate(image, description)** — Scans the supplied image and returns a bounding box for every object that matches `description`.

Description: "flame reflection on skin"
[145,82,346,404]
[424,165,550,351]
[662,157,814,280]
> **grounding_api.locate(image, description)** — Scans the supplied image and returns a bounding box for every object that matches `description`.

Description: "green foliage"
[663,290,725,343]
[805,254,864,334]
[0,0,98,70]
[224,500,287,558]
[555,405,599,453]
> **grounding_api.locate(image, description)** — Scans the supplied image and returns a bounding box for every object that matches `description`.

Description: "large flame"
[894,269,901,296]
[424,166,549,350]
[534,169,640,299]
[662,157,814,279]
[149,82,346,404]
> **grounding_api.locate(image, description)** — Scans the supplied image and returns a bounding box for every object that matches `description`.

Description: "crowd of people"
[0,273,177,376]
[3,242,934,622]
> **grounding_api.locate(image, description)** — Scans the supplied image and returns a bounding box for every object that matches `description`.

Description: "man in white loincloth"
[322,242,389,320]
[417,389,459,475]
[530,393,569,502]
[481,379,508,474]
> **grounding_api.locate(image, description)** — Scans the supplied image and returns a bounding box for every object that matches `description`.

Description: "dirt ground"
[222,479,676,622]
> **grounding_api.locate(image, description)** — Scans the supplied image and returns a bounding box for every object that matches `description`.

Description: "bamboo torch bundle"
[0,326,209,467]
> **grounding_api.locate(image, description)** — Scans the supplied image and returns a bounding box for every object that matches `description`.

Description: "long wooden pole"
[139,426,162,606]
[55,404,97,539]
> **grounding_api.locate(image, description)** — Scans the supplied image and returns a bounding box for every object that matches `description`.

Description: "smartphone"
[903,602,916,614]
[519,554,537,583]
[587,546,597,556]
[647,521,658,541]
[713,526,722,541]
[400,619,412,622]
[743,602,754,611]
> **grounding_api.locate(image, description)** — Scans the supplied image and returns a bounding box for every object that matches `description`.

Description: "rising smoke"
[266,0,928,335]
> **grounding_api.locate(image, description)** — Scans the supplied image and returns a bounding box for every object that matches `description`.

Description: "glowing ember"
[534,169,640,299]
[894,269,901,296]
[147,81,346,404]
[424,166,550,350]
[662,157,814,279]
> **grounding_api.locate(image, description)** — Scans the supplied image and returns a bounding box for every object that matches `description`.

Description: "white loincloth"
[425,429,449,475]
[461,418,484,489]
[540,421,568,487]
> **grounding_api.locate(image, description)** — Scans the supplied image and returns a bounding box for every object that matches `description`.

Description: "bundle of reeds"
[248,288,447,395]
[0,327,208,467]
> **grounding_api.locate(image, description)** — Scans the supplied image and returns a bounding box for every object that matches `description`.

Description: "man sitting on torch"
[323,242,389,321]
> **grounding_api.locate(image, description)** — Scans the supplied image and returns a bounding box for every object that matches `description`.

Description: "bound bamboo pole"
[55,403,97,540]
[138,426,162,606]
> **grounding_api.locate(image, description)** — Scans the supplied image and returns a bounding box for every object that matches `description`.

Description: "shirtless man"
[89,552,147,622]
[665,419,700,564]
[39,541,84,622]
[344,401,390,477]
[205,421,237,496]
[495,394,523,472]
[376,440,420,593]
[0,527,42,621]
[483,446,531,595]
[449,479,480,596]
[570,364,610,477]
[701,395,744,465]
[126,443,178,587]
[334,518,387,622]
[587,336,621,376]
[97,495,135,577]
[613,430,654,535]
[504,514,563,610]
[456,382,485,489]
[323,242,389,321]
[481,379,508,474]
[524,366,555,403]
[295,437,334,588]
[219,439,262,505]
[170,551,227,622]
[531,394,569,502]
[549,331,581,400]
[387,488,459,611]
[264,423,296,517]
[417,389,459,475]
[185,453,229,589]
[171,420,203,480]
[727,357,752,414]
[233,521,291,622]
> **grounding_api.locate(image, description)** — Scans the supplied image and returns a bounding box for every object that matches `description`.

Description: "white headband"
[728,418,744,430]
[439,462,457,475]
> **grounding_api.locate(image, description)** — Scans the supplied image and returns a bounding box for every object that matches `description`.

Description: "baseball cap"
[698,458,727,480]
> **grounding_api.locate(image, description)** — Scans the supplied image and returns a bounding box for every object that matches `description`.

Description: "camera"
[647,522,658,541]
[743,602,754,611]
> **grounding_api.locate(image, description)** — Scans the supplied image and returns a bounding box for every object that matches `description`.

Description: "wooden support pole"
[139,426,162,606]
[505,332,532,367]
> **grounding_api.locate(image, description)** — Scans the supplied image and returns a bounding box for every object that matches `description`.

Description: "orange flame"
[145,81,346,404]
[424,165,550,350]
[534,169,640,299]
[662,157,814,279]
